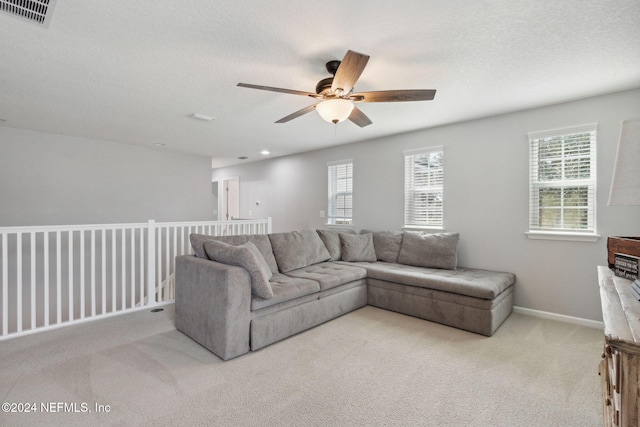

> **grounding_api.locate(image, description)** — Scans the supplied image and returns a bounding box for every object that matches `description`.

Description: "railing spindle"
[121,228,126,311]
[101,229,106,315]
[90,229,96,317]
[16,232,22,332]
[80,230,85,320]
[111,229,116,313]
[165,227,171,301]
[56,231,62,324]
[68,231,74,322]
[131,228,135,309]
[2,233,8,336]
[44,232,49,327]
[148,220,157,305]
[139,227,144,307]
[31,232,36,329]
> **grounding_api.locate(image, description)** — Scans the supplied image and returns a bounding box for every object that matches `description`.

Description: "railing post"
[147,219,156,306]
[267,217,273,233]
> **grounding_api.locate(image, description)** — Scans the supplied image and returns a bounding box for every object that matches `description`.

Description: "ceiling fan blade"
[237,83,321,98]
[331,50,370,95]
[351,89,436,102]
[348,107,373,128]
[275,103,319,123]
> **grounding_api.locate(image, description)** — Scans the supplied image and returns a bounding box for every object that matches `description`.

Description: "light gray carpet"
[0,304,602,426]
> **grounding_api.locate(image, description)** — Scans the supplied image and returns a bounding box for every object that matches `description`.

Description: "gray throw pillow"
[203,240,274,299]
[316,228,356,261]
[339,233,377,262]
[361,230,404,263]
[268,230,331,273]
[397,232,459,270]
[190,233,279,274]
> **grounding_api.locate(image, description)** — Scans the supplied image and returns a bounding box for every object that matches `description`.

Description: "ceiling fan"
[237,50,436,128]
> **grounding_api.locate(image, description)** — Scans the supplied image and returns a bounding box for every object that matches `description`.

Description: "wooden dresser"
[598,266,640,427]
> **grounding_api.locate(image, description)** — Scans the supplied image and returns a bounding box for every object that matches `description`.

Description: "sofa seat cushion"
[283,262,368,291]
[349,261,515,300]
[251,273,320,311]
[367,277,512,310]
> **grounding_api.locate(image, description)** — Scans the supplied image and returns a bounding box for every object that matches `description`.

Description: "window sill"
[402,225,445,232]
[525,231,601,242]
[324,223,354,230]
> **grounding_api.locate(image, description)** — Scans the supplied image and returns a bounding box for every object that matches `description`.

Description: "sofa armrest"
[175,255,252,360]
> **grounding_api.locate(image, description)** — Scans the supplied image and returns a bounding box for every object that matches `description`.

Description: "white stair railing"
[0,217,272,339]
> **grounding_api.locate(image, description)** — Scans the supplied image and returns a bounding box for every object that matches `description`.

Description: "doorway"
[218,177,239,221]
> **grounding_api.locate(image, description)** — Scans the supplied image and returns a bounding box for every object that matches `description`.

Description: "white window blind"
[528,124,597,234]
[327,159,353,225]
[404,147,443,228]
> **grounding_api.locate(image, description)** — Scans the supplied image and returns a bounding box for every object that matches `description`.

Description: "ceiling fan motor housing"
[315,60,342,95]
[315,77,334,95]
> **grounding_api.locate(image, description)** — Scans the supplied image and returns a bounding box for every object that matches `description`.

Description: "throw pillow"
[189,233,279,274]
[361,230,404,263]
[316,228,356,261]
[397,232,459,270]
[339,232,377,262]
[268,230,331,273]
[203,240,274,299]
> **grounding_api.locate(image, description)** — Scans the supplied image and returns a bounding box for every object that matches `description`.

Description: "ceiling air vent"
[0,0,57,27]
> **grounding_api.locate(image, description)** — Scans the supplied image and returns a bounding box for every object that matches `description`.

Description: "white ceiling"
[1,1,639,168]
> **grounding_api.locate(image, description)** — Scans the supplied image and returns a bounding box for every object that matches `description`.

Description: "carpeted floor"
[0,304,603,426]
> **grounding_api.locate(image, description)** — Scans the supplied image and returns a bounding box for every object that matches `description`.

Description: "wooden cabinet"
[598,266,640,427]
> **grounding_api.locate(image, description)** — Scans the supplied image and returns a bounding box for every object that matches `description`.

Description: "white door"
[222,177,240,220]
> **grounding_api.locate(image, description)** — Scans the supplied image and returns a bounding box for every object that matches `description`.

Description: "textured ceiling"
[1,0,639,168]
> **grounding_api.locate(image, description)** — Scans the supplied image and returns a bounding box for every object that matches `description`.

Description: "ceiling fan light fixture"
[316,99,354,124]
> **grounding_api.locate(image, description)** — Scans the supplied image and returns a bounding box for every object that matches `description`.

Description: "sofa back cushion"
[397,232,459,270]
[339,233,377,262]
[361,230,404,263]
[316,228,356,261]
[203,240,274,299]
[190,233,279,274]
[269,230,331,273]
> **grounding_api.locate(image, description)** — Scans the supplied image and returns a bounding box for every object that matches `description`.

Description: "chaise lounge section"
[175,229,515,360]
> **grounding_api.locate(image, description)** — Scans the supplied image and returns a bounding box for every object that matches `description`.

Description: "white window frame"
[403,147,444,230]
[526,123,600,242]
[327,159,353,226]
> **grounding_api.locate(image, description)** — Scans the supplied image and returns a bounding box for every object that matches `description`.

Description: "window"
[327,160,353,225]
[527,123,598,240]
[404,147,444,228]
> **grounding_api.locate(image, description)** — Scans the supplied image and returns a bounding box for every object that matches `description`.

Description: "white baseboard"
[513,306,603,329]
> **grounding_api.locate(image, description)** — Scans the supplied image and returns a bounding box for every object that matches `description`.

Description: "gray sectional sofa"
[175,229,515,360]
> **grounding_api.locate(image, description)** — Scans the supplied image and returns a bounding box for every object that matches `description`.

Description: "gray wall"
[212,88,640,321]
[0,127,214,226]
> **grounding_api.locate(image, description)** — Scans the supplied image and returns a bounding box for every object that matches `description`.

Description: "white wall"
[0,127,214,226]
[212,89,640,321]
